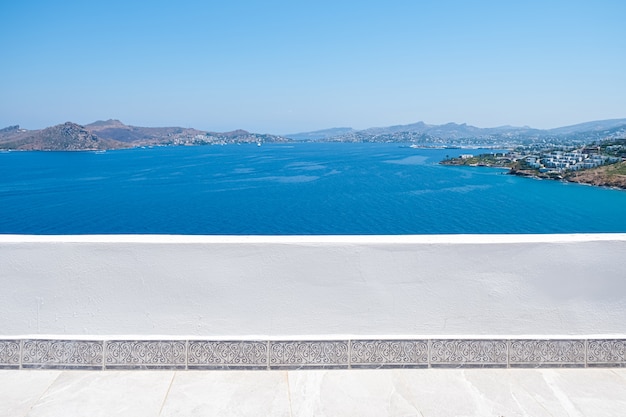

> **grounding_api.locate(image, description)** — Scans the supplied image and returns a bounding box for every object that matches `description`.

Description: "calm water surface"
[1,143,625,234]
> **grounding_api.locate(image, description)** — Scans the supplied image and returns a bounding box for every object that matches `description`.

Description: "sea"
[1,142,625,235]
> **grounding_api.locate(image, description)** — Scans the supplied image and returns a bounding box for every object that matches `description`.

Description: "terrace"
[2,234,626,416]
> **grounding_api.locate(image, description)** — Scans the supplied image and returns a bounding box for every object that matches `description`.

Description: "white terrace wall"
[1,234,625,338]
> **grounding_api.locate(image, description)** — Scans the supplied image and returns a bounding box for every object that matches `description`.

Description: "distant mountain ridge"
[1,118,625,151]
[284,127,355,141]
[546,119,626,135]
[307,118,626,146]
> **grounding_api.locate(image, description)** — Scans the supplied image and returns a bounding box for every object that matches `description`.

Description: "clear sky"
[1,0,625,133]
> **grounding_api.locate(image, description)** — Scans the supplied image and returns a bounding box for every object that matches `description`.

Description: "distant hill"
[547,119,626,135]
[2,118,625,150]
[285,127,355,141]
[0,120,291,151]
[85,119,207,144]
[85,119,290,146]
[322,119,626,146]
[0,122,127,151]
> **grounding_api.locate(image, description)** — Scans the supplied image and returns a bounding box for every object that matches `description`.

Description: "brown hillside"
[566,161,626,189]
[4,122,128,151]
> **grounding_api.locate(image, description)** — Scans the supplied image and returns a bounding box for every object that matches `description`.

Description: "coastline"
[441,159,626,191]
[508,166,626,190]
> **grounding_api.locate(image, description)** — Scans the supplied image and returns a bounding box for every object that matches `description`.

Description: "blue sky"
[1,0,625,133]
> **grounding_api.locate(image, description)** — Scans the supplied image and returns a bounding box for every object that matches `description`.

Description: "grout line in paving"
[286,371,294,417]
[158,371,177,416]
[20,371,63,417]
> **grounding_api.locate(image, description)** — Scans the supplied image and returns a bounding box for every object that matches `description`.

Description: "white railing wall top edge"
[3,334,626,341]
[2,233,626,244]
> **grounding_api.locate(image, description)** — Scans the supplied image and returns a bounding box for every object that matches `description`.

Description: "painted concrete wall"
[1,234,625,337]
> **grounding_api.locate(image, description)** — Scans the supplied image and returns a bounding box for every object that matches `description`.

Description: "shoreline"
[508,168,626,191]
[441,159,626,191]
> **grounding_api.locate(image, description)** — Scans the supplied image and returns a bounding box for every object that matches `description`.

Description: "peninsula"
[440,139,626,189]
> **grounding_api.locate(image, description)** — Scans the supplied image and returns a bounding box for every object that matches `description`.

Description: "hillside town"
[441,138,626,188]
[516,146,623,173]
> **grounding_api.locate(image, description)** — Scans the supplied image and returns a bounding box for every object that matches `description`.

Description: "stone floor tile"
[160,371,291,417]
[288,370,422,417]
[389,369,529,417]
[24,371,174,417]
[455,369,568,417]
[2,369,626,417]
[0,370,61,417]
[537,369,626,417]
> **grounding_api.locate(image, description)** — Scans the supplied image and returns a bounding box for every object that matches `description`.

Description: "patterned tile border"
[430,339,508,368]
[586,339,626,368]
[188,341,268,370]
[1,338,625,370]
[269,340,349,369]
[0,340,21,369]
[105,340,186,369]
[509,339,586,368]
[21,339,103,370]
[351,340,428,369]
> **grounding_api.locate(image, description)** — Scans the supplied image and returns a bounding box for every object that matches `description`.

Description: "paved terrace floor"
[2,368,626,417]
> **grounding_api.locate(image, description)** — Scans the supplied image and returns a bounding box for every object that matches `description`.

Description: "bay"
[1,142,625,235]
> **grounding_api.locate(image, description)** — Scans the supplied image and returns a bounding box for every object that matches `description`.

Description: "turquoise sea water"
[1,143,625,235]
